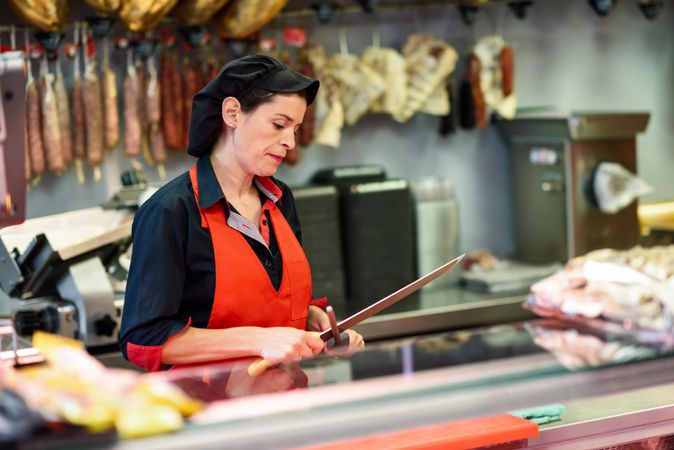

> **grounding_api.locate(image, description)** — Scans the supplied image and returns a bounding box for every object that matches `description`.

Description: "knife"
[248,254,465,376]
[318,254,465,341]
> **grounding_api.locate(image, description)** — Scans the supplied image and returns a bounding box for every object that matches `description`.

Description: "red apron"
[170,166,312,370]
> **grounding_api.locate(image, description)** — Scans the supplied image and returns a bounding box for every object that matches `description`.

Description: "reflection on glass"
[166,361,309,403]
[163,318,674,407]
[525,319,672,370]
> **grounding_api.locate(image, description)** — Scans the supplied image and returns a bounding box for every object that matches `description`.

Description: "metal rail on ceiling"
[278,0,521,19]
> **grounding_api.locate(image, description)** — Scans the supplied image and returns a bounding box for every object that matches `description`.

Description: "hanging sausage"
[182,51,201,150]
[158,33,186,151]
[501,44,514,97]
[68,23,86,183]
[85,17,120,151]
[145,61,161,136]
[171,50,186,150]
[137,58,148,133]
[24,32,45,178]
[34,29,72,173]
[54,56,73,166]
[123,49,142,158]
[82,24,105,180]
[146,53,167,178]
[297,45,315,148]
[159,36,181,151]
[467,54,487,129]
[38,56,65,174]
[101,40,120,149]
[24,129,32,182]
[135,37,163,168]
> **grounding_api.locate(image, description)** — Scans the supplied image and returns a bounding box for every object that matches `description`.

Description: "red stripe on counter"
[298,414,538,450]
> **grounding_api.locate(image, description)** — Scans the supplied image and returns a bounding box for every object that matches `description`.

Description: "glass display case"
[5,318,674,449]
[115,320,674,449]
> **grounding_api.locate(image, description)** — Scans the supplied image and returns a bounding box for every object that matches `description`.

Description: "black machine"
[0,226,130,350]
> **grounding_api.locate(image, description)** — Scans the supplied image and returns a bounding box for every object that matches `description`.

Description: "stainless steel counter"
[532,382,674,449]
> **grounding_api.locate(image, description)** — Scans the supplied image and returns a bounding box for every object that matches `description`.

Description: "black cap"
[187,54,320,157]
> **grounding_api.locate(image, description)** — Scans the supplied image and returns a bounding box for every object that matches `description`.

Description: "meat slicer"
[0,49,129,351]
[0,219,131,350]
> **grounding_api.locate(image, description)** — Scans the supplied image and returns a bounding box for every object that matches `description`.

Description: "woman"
[120,55,364,372]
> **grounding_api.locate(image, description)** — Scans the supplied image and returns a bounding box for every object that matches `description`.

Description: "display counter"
[13,318,674,449]
[353,285,535,341]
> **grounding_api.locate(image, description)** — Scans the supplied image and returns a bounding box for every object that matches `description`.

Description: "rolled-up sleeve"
[119,194,191,372]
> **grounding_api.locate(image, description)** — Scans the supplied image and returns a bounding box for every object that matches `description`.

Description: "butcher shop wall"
[1,0,671,255]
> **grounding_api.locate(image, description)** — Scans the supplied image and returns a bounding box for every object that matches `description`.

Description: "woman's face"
[231,93,307,177]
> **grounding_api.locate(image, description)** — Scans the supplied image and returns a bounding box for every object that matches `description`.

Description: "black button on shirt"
[119,155,303,361]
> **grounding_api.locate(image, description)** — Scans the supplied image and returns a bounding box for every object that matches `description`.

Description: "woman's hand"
[257,327,324,363]
[306,305,365,357]
[325,329,365,357]
[306,305,330,332]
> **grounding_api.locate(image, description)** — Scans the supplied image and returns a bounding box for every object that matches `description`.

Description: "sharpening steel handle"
[247,358,275,376]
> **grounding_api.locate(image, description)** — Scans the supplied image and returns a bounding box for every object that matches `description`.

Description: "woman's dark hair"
[238,88,308,113]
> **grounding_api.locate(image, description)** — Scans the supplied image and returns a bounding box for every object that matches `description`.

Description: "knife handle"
[247,331,322,377]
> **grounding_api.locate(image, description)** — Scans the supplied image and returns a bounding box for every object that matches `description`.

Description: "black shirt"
[119,155,302,365]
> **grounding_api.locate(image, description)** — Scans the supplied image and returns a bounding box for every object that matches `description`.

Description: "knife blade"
[318,253,465,341]
[248,254,464,376]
